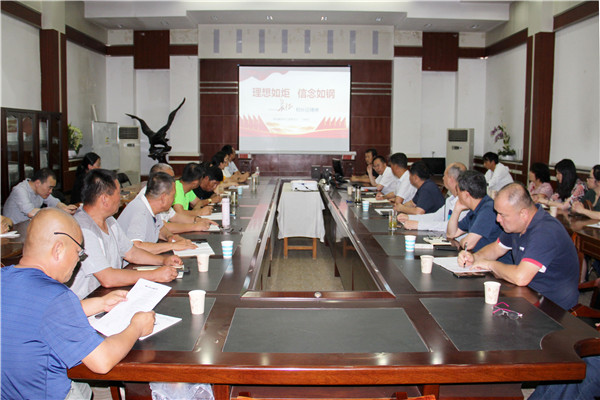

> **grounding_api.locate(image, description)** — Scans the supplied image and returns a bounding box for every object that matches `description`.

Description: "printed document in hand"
[174,242,215,257]
[88,279,180,340]
[433,256,490,277]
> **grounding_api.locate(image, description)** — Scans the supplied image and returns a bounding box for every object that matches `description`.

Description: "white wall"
[484,44,526,159]
[551,16,599,168]
[456,58,487,156]
[421,72,456,158]
[1,14,41,110]
[66,41,106,155]
[391,57,421,155]
[169,56,199,156]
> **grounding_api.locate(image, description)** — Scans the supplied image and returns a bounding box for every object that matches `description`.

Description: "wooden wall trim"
[1,1,41,28]
[485,29,528,57]
[40,30,61,112]
[458,47,486,59]
[65,25,106,55]
[522,36,533,168]
[394,46,423,57]
[169,44,198,56]
[106,45,134,56]
[530,32,555,165]
[554,1,599,31]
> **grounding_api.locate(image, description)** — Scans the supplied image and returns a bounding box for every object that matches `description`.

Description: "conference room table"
[66,178,599,400]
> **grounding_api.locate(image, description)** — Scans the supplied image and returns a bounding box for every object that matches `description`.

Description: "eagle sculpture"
[125,98,186,163]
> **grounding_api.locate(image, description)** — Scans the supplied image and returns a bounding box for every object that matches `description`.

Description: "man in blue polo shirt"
[458,182,579,310]
[1,208,155,399]
[447,170,510,263]
[394,161,444,215]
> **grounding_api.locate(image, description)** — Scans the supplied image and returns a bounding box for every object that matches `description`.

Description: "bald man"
[458,182,579,310]
[1,209,155,399]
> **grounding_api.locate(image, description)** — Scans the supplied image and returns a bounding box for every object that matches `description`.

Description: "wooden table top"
[65,180,599,387]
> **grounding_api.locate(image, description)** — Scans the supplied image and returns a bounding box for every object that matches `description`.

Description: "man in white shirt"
[376,153,416,204]
[3,168,77,224]
[371,156,396,195]
[398,162,467,231]
[483,152,513,196]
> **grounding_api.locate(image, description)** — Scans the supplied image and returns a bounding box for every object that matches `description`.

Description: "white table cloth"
[277,183,325,241]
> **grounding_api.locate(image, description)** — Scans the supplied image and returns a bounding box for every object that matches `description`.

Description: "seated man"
[399,162,468,231]
[458,182,579,311]
[3,168,77,224]
[174,163,218,219]
[118,172,196,255]
[212,151,239,189]
[139,163,216,232]
[70,169,182,299]
[394,161,444,215]
[376,153,416,203]
[222,144,250,183]
[483,152,513,195]
[447,170,510,262]
[351,148,379,184]
[371,156,396,195]
[192,164,224,205]
[1,208,154,399]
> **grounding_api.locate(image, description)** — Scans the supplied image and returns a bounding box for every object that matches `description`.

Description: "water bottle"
[255,166,260,184]
[222,197,230,229]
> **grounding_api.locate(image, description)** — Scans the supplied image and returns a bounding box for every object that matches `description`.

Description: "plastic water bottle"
[222,197,230,229]
[255,166,260,184]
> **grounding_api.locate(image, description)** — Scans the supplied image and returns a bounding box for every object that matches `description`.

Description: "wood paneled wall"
[199,59,392,176]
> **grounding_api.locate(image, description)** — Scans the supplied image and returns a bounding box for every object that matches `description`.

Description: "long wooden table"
[68,179,599,399]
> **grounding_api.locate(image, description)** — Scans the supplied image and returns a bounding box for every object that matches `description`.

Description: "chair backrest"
[117,172,131,187]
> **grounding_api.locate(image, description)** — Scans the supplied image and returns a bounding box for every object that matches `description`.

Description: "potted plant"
[68,123,83,158]
[490,125,516,160]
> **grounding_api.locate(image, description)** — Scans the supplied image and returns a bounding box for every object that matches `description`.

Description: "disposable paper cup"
[549,206,558,217]
[362,200,369,212]
[237,186,243,196]
[196,254,210,272]
[484,281,501,304]
[347,186,354,196]
[188,290,206,314]
[221,240,234,258]
[405,235,416,252]
[420,255,434,274]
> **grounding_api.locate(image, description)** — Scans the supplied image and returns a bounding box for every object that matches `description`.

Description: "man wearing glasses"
[1,208,155,399]
[70,169,182,300]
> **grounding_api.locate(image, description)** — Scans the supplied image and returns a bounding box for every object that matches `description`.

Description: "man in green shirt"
[173,163,213,219]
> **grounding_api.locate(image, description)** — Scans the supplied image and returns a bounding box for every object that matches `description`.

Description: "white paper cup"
[188,290,206,314]
[237,186,243,196]
[549,206,557,217]
[196,254,210,272]
[221,240,234,258]
[405,235,416,252]
[484,281,501,304]
[347,186,354,196]
[362,200,369,212]
[420,255,434,274]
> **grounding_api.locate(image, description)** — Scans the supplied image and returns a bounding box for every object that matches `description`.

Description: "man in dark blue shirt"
[447,170,510,263]
[394,161,444,215]
[458,182,579,311]
[1,208,155,399]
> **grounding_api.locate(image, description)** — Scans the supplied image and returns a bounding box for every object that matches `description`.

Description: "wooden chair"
[570,278,600,331]
[283,237,317,259]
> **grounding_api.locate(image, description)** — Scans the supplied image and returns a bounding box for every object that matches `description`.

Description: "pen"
[461,242,468,267]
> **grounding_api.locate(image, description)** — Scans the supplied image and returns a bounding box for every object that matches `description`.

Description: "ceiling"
[83,1,513,33]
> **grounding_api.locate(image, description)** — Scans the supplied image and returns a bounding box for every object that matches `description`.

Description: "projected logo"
[239,115,347,138]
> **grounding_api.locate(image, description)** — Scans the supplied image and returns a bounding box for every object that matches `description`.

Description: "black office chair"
[117,172,131,187]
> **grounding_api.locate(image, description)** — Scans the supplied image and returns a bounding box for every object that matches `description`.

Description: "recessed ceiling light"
[211,16,218,21]
[266,15,273,20]
[321,16,328,21]
[471,24,480,29]
[160,21,169,26]
[375,17,382,22]
[424,23,432,28]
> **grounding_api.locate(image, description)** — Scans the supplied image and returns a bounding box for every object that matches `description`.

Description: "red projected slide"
[238,66,350,153]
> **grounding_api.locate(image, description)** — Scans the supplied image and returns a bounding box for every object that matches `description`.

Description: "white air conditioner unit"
[446,128,474,169]
[118,126,141,185]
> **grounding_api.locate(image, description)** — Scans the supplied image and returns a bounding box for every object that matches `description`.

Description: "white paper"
[366,198,390,204]
[433,256,490,273]
[207,224,221,232]
[587,221,600,229]
[206,212,223,220]
[88,279,174,337]
[237,185,250,189]
[0,231,20,238]
[173,242,215,257]
[361,187,377,191]
[374,208,393,215]
[423,237,452,245]
[414,243,434,250]
[139,314,181,340]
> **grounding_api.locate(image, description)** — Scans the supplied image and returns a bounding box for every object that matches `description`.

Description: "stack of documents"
[174,242,215,257]
[88,279,180,340]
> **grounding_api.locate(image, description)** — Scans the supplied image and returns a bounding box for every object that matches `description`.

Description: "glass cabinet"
[1,108,63,204]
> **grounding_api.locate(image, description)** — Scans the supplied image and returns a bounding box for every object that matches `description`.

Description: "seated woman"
[528,162,554,202]
[211,151,238,191]
[539,159,586,210]
[70,152,101,204]
[572,164,600,219]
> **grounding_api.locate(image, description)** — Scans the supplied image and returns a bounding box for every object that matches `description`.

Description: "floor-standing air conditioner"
[446,128,474,169]
[118,126,141,185]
